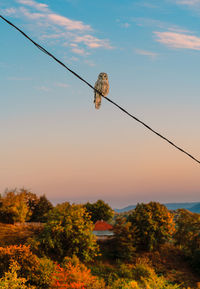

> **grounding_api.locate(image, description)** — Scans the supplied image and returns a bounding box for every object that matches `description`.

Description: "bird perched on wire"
[94,72,109,109]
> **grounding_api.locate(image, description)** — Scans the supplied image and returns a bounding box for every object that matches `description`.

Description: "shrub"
[109,278,140,289]
[131,259,154,282]
[0,261,35,289]
[51,257,106,289]
[0,245,54,288]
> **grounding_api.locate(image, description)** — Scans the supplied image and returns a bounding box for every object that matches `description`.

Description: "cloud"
[54,82,69,88]
[17,0,49,12]
[135,49,158,58]
[70,43,78,47]
[84,59,95,67]
[69,56,79,62]
[19,7,45,19]
[121,23,130,28]
[176,0,200,6]
[168,27,193,34]
[1,0,112,56]
[37,86,50,92]
[16,2,91,31]
[74,35,113,49]
[133,17,193,34]
[71,47,89,55]
[1,8,17,15]
[47,14,91,31]
[154,31,200,50]
[7,76,32,80]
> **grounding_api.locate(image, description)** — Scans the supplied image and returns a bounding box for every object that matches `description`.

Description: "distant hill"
[115,202,200,213]
[190,203,200,213]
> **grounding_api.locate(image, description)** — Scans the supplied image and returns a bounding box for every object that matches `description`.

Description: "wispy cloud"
[19,7,45,19]
[15,0,91,31]
[54,82,69,88]
[1,8,17,15]
[84,59,95,67]
[1,0,112,57]
[74,35,113,49]
[17,0,48,12]
[71,47,89,55]
[154,31,200,50]
[176,0,200,6]
[121,22,130,28]
[7,76,32,80]
[133,17,193,34]
[135,49,158,58]
[47,14,91,31]
[37,85,50,92]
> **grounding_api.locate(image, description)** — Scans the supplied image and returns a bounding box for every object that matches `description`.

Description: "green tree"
[174,209,200,273]
[109,217,137,261]
[36,202,99,262]
[84,200,114,223]
[30,195,53,223]
[128,202,175,251]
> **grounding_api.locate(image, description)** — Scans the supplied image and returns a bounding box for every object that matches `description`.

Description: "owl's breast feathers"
[94,80,109,97]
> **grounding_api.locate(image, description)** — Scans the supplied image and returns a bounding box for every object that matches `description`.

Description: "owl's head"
[98,72,108,80]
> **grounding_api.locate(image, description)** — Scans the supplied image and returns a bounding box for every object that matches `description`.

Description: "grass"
[0,222,43,247]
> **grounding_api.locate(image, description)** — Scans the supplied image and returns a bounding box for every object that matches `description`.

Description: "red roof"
[94,220,113,231]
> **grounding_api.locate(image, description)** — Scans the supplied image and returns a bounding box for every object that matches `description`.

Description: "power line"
[1,15,200,165]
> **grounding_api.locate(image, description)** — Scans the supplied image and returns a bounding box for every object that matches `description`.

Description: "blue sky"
[0,0,200,208]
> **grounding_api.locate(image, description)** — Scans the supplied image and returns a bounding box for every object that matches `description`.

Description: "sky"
[0,0,200,208]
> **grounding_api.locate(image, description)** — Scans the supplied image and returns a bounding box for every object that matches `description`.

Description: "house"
[93,220,114,240]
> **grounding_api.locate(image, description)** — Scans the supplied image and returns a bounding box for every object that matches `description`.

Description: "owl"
[94,72,109,109]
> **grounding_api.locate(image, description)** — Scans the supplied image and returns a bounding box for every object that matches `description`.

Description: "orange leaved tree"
[51,257,106,289]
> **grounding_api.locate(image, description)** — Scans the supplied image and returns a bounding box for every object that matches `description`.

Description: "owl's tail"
[94,94,101,109]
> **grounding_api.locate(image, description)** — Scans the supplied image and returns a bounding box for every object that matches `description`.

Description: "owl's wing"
[94,80,102,109]
[103,83,109,97]
[94,80,101,101]
[94,80,101,95]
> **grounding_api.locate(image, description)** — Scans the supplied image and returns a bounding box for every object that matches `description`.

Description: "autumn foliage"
[0,245,54,288]
[0,196,199,289]
[51,258,106,289]
[128,202,175,251]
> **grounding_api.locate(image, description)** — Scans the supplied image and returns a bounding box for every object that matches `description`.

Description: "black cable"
[1,15,200,165]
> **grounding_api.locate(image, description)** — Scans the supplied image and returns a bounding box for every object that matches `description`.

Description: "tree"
[109,217,137,261]
[0,189,52,224]
[30,195,53,223]
[174,209,200,273]
[37,202,99,262]
[0,190,28,223]
[84,200,114,223]
[0,189,41,223]
[128,202,175,251]
[174,209,200,253]
[20,189,39,220]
